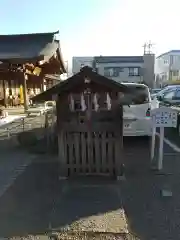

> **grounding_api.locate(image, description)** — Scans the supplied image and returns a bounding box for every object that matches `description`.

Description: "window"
[175,90,180,99]
[151,89,161,94]
[172,70,179,76]
[123,84,150,104]
[104,67,124,77]
[128,67,140,76]
[80,64,85,69]
[163,90,176,100]
[162,74,167,81]
[170,55,174,65]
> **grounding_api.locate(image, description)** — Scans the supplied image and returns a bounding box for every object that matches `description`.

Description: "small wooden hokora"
[68,91,114,113]
[80,92,112,112]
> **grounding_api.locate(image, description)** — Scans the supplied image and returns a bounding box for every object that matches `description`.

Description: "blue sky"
[0,0,180,65]
[0,0,111,35]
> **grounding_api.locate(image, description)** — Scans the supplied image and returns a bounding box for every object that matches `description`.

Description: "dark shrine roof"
[0,31,66,73]
[32,66,134,102]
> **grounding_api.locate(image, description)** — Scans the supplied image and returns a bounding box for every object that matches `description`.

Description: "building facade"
[0,31,67,107]
[72,57,94,74]
[72,54,155,88]
[156,50,180,87]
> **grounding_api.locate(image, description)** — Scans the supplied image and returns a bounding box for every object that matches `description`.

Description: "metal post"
[22,118,25,131]
[2,79,7,107]
[45,112,49,148]
[151,126,156,161]
[158,127,164,170]
[6,128,10,138]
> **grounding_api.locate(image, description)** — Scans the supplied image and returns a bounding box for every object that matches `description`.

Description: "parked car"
[153,85,179,99]
[156,85,180,105]
[25,101,55,116]
[156,85,180,135]
[122,83,152,137]
[150,88,161,99]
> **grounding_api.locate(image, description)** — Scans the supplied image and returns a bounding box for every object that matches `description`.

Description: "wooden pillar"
[56,99,67,179]
[40,77,44,92]
[58,130,67,178]
[23,73,28,111]
[115,105,124,180]
[8,78,12,95]
[2,79,7,107]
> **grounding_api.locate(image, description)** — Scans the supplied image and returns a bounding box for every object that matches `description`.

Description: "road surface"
[0,135,179,239]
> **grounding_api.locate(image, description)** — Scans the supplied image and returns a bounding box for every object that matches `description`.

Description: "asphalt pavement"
[164,127,180,148]
[0,136,178,239]
[0,104,179,238]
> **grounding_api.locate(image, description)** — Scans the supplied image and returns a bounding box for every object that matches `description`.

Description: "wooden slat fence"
[61,131,120,176]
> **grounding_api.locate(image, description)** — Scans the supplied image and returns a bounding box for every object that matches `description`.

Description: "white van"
[122,83,152,136]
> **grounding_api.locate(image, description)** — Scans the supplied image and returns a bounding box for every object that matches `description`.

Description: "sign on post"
[151,107,177,128]
[150,107,178,170]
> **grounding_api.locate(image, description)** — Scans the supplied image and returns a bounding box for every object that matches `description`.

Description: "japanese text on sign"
[150,107,178,128]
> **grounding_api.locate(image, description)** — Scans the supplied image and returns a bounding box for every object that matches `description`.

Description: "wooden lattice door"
[59,88,123,177]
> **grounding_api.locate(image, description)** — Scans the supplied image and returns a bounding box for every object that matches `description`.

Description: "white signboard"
[150,106,178,171]
[150,107,178,128]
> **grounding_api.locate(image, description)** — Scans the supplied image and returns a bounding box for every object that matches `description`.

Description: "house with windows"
[72,57,94,74]
[72,54,155,88]
[156,50,180,87]
[94,55,155,88]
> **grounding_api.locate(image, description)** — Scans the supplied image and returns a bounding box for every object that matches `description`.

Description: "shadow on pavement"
[1,136,174,239]
[0,161,126,237]
[0,162,59,237]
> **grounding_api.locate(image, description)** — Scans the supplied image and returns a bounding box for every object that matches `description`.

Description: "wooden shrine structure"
[0,31,66,109]
[33,67,134,178]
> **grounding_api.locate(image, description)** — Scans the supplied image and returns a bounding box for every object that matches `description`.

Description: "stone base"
[150,168,172,176]
[161,189,173,197]
[58,176,67,181]
[116,175,126,181]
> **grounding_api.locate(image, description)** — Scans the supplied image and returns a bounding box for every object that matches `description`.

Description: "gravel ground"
[9,232,138,240]
[50,179,128,234]
[0,161,135,240]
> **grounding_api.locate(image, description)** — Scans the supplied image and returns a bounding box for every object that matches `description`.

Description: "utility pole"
[143,41,154,54]
[147,41,153,54]
[143,43,147,55]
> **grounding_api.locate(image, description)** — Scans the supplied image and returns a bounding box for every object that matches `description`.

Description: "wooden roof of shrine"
[32,66,134,102]
[0,31,66,75]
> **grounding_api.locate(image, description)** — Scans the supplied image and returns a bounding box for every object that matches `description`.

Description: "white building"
[72,57,94,74]
[72,54,155,88]
[156,50,180,86]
